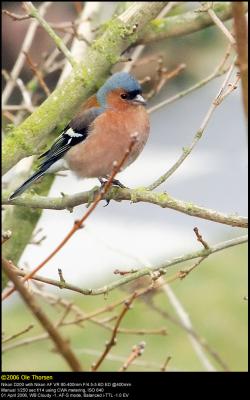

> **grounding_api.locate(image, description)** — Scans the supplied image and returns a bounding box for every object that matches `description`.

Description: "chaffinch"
[9,72,150,199]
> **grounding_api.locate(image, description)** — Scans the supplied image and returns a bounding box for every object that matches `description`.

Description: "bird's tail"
[9,169,46,200]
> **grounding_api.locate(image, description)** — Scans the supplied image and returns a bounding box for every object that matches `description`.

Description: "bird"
[9,72,150,200]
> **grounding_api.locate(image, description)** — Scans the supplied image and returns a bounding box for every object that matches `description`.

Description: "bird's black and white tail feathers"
[9,169,47,200]
[9,132,72,200]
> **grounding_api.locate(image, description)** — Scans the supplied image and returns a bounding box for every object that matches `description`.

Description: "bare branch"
[205,4,236,45]
[193,227,209,250]
[3,235,247,298]
[3,187,247,228]
[232,2,248,120]
[162,284,216,371]
[160,355,172,372]
[92,292,137,371]
[2,8,31,21]
[2,324,34,344]
[2,258,82,371]
[119,341,146,371]
[23,2,76,66]
[137,2,248,45]
[2,2,51,106]
[148,43,232,114]
[147,56,237,190]
[23,51,51,96]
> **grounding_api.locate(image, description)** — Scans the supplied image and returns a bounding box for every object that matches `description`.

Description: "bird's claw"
[103,199,111,207]
[98,177,127,189]
[111,178,127,189]
[97,177,127,207]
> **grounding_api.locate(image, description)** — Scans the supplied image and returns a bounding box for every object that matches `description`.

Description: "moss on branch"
[2,187,248,229]
[137,2,248,44]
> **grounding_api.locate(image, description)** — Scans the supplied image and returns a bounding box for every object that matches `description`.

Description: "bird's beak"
[132,94,147,106]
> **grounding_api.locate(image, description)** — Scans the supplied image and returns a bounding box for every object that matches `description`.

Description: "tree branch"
[91,292,137,371]
[3,186,247,228]
[147,54,237,190]
[2,2,51,106]
[147,42,232,114]
[137,2,248,45]
[5,235,247,297]
[2,258,83,371]
[23,2,76,66]
[232,2,248,120]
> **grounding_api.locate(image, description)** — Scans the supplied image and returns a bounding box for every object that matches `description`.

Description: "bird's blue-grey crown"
[97,72,142,108]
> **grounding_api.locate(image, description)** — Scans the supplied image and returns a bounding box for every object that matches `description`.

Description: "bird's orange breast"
[65,106,150,178]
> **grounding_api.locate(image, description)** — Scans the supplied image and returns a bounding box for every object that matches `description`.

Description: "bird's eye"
[120,93,128,99]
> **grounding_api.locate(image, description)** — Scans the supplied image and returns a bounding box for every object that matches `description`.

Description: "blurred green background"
[3,243,247,372]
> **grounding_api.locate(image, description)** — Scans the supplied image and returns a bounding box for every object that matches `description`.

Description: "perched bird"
[9,72,150,200]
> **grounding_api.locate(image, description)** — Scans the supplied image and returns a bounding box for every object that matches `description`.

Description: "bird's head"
[97,72,146,110]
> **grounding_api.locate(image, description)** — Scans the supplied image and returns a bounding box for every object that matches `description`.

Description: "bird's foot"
[97,178,110,207]
[98,176,127,189]
[97,177,126,207]
[111,178,127,189]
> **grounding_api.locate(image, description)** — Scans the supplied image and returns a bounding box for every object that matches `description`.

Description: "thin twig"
[58,268,66,288]
[113,269,138,276]
[147,55,236,190]
[193,227,209,249]
[2,333,49,352]
[23,2,76,67]
[162,284,215,371]
[122,2,176,74]
[2,258,82,371]
[2,324,34,344]
[3,339,162,370]
[2,70,34,112]
[178,256,208,280]
[15,78,34,111]
[160,355,172,371]
[3,235,247,298]
[162,283,230,371]
[145,62,186,100]
[119,341,146,371]
[23,51,50,96]
[30,287,166,336]
[148,43,232,114]
[57,2,103,85]
[148,294,230,371]
[2,8,30,21]
[2,2,52,106]
[92,292,137,371]
[205,5,236,45]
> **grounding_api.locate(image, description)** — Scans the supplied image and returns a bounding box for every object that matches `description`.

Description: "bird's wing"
[38,107,103,170]
[9,107,102,200]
